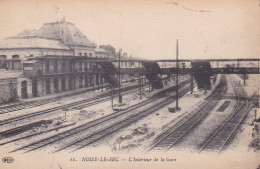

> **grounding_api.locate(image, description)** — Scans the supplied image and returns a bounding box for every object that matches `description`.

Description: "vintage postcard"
[0,0,259,169]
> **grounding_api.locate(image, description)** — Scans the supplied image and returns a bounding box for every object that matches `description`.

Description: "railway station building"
[0,20,122,102]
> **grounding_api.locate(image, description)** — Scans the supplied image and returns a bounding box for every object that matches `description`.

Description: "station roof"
[0,20,97,51]
[0,37,71,50]
[35,22,96,48]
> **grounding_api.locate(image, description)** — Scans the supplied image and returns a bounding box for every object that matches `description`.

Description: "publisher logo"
[2,157,14,163]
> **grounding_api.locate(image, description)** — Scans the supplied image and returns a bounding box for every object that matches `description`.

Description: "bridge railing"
[117,67,259,75]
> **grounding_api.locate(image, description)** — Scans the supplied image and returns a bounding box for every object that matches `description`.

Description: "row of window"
[116,61,136,68]
[0,55,20,59]
[44,75,106,95]
[0,52,109,59]
[78,53,108,58]
[42,60,136,74]
[0,53,106,59]
[0,54,108,59]
[78,53,93,57]
[44,60,101,74]
[0,60,21,70]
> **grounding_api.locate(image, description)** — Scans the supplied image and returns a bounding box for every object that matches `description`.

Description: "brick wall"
[0,79,18,104]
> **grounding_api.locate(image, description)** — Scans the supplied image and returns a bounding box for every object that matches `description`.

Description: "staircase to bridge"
[99,62,119,88]
[142,61,163,89]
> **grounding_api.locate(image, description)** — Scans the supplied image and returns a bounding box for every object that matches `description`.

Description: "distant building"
[99,45,116,58]
[95,47,109,58]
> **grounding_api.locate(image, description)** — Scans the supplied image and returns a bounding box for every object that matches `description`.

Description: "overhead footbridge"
[21,57,259,93]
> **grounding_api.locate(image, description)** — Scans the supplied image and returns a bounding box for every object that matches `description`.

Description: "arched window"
[89,53,92,57]
[79,53,82,56]
[12,55,19,59]
[84,53,88,57]
[0,55,7,59]
[45,60,50,74]
[79,75,83,88]
[53,60,58,73]
[21,80,28,98]
[54,78,59,93]
[62,61,66,72]
[79,62,83,71]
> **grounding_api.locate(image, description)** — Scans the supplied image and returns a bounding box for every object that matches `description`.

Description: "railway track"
[55,84,192,153]
[0,78,190,127]
[10,80,193,153]
[198,76,252,153]
[0,85,111,114]
[217,101,231,112]
[0,82,150,114]
[0,98,57,114]
[147,75,227,152]
[0,123,76,146]
[0,77,174,114]
[0,84,148,126]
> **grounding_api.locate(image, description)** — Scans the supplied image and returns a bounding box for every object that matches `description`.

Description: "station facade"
[0,20,126,101]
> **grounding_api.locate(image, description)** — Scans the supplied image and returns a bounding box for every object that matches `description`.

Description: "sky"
[0,0,259,60]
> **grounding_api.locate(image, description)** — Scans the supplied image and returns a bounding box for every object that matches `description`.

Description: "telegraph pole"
[101,74,103,92]
[118,49,122,103]
[141,64,144,89]
[191,72,193,94]
[176,39,179,110]
[168,39,180,113]
[111,86,114,109]
[139,61,142,99]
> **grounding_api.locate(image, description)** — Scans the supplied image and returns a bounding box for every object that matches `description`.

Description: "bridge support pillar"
[244,74,246,86]
[101,75,104,92]
[190,74,193,94]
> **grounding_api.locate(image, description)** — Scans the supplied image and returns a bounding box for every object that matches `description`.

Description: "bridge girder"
[118,67,259,75]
